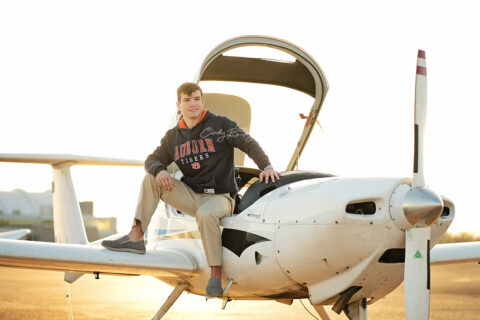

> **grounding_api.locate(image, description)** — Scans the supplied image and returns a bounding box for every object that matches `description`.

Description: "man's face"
[176,90,205,121]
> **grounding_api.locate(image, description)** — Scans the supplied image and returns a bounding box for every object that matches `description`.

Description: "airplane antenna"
[64,282,74,320]
[299,299,320,320]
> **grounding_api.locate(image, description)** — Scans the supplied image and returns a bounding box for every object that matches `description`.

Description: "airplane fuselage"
[149,176,454,305]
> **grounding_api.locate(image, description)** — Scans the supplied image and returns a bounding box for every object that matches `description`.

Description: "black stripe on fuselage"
[414,124,419,173]
[427,239,430,290]
[222,228,271,257]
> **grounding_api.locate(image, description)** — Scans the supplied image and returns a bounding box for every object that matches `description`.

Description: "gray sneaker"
[206,277,223,298]
[101,235,146,254]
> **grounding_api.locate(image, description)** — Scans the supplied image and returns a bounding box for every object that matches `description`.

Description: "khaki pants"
[134,174,235,266]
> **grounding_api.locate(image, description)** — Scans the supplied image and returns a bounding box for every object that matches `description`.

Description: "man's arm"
[145,133,175,190]
[223,118,280,183]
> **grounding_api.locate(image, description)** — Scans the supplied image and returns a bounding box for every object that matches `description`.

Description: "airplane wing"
[0,229,31,240]
[431,241,480,265]
[0,153,144,166]
[0,239,200,279]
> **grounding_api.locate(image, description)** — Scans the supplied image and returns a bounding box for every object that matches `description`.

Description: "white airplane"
[1,36,479,320]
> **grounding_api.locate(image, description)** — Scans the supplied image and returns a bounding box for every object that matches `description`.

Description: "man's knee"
[197,196,232,219]
[140,173,165,199]
[143,173,157,186]
[195,207,217,224]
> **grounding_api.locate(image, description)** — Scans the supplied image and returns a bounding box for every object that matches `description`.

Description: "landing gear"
[344,298,367,320]
[312,304,332,320]
[221,279,234,310]
[151,283,188,320]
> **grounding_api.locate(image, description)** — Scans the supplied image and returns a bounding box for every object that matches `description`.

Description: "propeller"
[403,50,444,320]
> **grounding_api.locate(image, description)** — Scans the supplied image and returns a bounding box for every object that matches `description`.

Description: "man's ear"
[176,100,181,113]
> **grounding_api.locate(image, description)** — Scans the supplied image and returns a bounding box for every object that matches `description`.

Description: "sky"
[0,0,479,234]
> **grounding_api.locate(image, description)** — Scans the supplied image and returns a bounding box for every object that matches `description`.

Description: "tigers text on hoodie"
[145,110,271,194]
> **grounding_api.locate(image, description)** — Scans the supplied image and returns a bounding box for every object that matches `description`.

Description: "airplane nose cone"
[403,187,444,226]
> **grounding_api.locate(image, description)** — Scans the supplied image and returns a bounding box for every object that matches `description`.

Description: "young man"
[102,82,279,297]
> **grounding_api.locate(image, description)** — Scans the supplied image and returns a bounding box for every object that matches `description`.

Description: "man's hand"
[156,170,174,192]
[259,168,280,184]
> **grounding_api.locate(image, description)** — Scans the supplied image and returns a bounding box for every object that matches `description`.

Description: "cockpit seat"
[236,171,335,213]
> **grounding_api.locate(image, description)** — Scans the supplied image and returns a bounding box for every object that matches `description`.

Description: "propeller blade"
[404,227,431,320]
[404,50,434,320]
[413,50,427,188]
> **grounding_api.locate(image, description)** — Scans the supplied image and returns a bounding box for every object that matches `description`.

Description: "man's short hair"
[177,82,203,101]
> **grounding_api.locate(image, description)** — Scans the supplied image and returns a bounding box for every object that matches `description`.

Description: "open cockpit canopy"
[193,36,329,170]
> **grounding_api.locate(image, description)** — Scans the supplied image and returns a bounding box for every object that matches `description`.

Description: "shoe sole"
[206,289,224,298]
[102,245,146,254]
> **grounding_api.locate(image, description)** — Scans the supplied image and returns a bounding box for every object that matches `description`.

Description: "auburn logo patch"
[191,162,201,170]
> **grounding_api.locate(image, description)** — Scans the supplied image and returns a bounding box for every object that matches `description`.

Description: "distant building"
[0,189,116,242]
